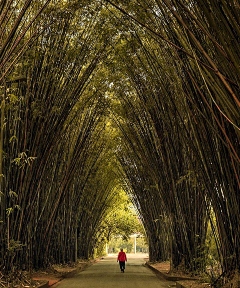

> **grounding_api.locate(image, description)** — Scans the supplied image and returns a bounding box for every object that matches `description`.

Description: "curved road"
[52,254,172,288]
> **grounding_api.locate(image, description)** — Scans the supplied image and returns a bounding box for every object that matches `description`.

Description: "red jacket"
[118,251,127,262]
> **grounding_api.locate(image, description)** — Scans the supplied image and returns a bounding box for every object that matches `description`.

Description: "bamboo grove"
[0,0,240,281]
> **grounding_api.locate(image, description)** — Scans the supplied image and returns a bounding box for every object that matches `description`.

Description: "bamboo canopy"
[0,0,239,282]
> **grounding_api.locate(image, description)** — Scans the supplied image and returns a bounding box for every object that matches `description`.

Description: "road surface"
[52,254,172,288]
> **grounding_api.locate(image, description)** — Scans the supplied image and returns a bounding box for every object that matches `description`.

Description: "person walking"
[117,248,127,272]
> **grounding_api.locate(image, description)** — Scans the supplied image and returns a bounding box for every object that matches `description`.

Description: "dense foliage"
[0,0,239,284]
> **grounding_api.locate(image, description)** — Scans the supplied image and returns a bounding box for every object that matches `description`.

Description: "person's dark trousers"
[119,261,125,272]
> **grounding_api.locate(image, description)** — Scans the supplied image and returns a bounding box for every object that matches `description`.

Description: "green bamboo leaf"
[14,205,21,210]
[6,208,13,216]
[9,190,18,198]
[9,136,18,143]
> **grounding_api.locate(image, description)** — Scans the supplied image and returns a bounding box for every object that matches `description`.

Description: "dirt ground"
[32,259,98,286]
[0,270,47,288]
[150,261,197,278]
[149,261,240,288]
[150,262,211,288]
[150,262,171,274]
[0,259,98,287]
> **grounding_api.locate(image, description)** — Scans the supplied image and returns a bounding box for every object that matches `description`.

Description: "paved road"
[52,254,171,288]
